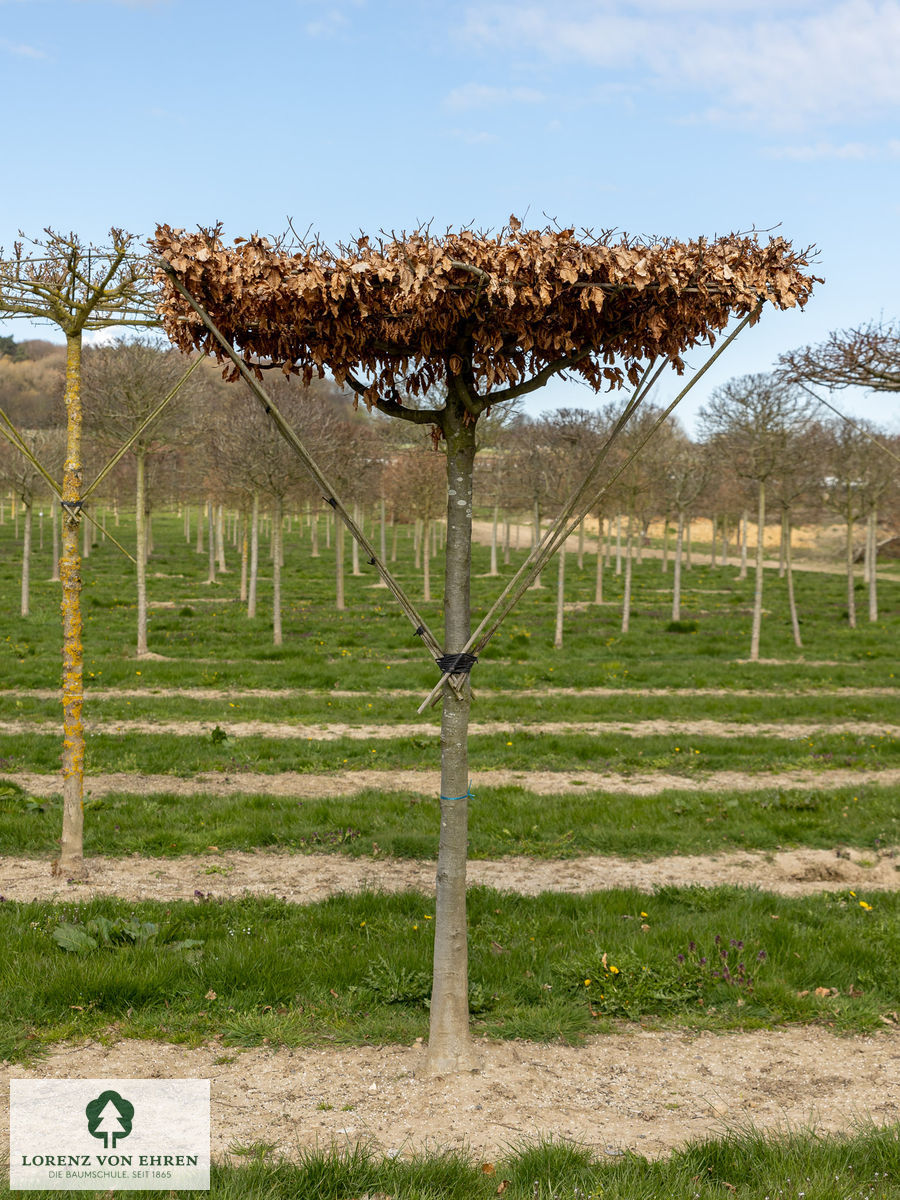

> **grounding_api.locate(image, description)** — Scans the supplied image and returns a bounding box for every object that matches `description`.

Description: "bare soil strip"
[3,686,896,701]
[7,766,900,800]
[1,718,896,740]
[3,844,898,903]
[3,1030,898,1160]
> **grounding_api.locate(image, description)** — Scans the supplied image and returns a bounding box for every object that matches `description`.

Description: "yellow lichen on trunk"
[58,331,85,876]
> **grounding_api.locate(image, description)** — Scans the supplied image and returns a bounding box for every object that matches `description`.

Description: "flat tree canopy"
[152,220,817,409]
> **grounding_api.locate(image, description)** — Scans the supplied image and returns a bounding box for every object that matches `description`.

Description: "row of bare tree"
[2,339,897,666]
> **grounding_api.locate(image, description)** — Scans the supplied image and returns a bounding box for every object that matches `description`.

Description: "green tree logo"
[85,1090,134,1149]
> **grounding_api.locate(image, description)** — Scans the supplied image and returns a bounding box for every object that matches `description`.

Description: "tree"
[0,229,155,875]
[660,434,709,622]
[699,375,813,661]
[781,321,900,394]
[154,217,816,1073]
[83,337,200,657]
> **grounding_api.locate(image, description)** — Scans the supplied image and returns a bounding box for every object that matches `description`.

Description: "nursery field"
[1,507,899,1196]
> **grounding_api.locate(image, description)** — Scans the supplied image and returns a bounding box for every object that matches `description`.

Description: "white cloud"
[463,1,900,129]
[448,128,501,144]
[444,83,546,111]
[766,139,900,159]
[0,37,45,57]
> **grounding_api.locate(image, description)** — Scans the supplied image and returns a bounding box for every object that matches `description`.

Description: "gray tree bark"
[206,500,216,584]
[784,509,802,649]
[750,480,766,661]
[50,495,60,582]
[20,498,32,617]
[672,509,684,622]
[273,494,283,645]
[427,395,477,1076]
[135,449,149,657]
[868,508,878,622]
[248,492,260,618]
[554,539,566,649]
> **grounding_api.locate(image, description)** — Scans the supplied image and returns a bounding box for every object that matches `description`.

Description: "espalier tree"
[0,230,157,875]
[152,217,817,1074]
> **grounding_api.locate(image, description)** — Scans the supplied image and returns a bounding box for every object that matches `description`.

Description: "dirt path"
[7,765,900,801]
[3,843,898,903]
[3,1029,898,1161]
[2,718,896,740]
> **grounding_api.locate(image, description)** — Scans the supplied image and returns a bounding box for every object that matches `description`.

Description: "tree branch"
[483,350,592,405]
[345,372,444,426]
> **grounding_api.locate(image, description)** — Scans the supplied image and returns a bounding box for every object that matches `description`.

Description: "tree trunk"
[577,518,585,570]
[50,495,60,582]
[845,508,856,628]
[784,509,802,649]
[135,448,149,657]
[661,518,669,573]
[240,512,249,603]
[248,492,260,618]
[273,494,283,645]
[59,331,86,877]
[206,500,216,584]
[423,518,432,601]
[39,506,44,551]
[778,515,786,578]
[720,517,729,567]
[216,503,227,573]
[195,503,204,553]
[489,504,499,576]
[750,480,766,661]
[427,397,476,1076]
[594,515,604,604]
[554,539,565,649]
[336,518,345,611]
[311,503,320,558]
[614,514,622,575]
[374,499,387,587]
[739,510,748,580]
[710,515,717,566]
[20,497,32,617]
[621,513,633,633]
[352,502,362,576]
[503,517,510,565]
[414,519,422,570]
[868,507,878,622]
[391,517,398,563]
[672,509,684,622]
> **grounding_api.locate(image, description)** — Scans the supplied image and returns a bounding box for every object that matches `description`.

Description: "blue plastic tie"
[439,788,474,802]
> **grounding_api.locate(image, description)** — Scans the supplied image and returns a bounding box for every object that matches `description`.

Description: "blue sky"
[1,0,898,433]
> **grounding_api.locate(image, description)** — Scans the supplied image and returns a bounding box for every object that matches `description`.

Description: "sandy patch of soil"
[3,844,898,903]
[1,717,895,740]
[3,1030,898,1160]
[7,766,900,802]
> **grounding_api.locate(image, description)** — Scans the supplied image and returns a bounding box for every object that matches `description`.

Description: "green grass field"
[1,507,898,1193]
